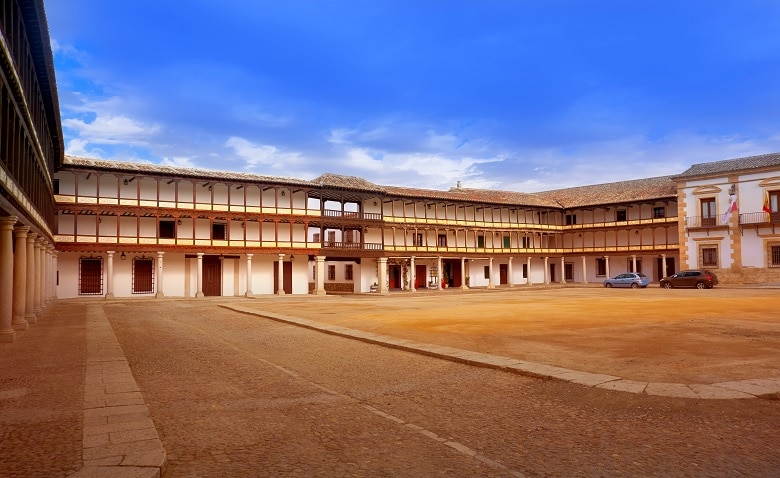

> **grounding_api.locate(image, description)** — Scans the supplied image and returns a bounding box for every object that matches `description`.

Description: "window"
[616,210,627,222]
[565,263,574,281]
[653,207,665,218]
[477,235,484,248]
[522,236,531,248]
[596,258,607,277]
[345,229,354,244]
[438,234,447,247]
[327,231,336,246]
[327,265,336,280]
[413,233,423,246]
[503,235,510,248]
[484,266,490,279]
[700,198,716,226]
[79,257,103,295]
[159,220,176,239]
[313,232,321,243]
[565,214,576,225]
[132,257,154,293]
[770,191,780,222]
[345,264,354,280]
[769,245,780,267]
[212,223,226,240]
[700,245,718,268]
[522,264,528,278]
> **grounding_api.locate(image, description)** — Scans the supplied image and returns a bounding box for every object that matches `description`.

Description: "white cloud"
[65,138,105,158]
[225,136,305,171]
[160,156,197,168]
[62,114,160,145]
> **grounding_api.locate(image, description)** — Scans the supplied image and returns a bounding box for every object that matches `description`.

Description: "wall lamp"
[177,219,182,226]
[120,252,127,261]
[290,254,295,261]
[281,191,286,196]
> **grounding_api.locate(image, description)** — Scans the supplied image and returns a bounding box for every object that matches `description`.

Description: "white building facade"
[675,153,780,284]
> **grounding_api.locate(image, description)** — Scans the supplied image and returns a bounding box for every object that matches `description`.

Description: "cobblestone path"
[0,304,85,478]
[107,300,780,477]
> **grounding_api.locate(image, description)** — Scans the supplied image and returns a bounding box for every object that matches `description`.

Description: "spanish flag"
[764,190,772,216]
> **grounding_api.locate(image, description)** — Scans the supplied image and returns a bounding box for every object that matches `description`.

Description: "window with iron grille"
[700,246,718,268]
[345,264,353,280]
[327,265,336,280]
[79,257,103,295]
[132,257,154,293]
[769,245,780,267]
[522,264,528,278]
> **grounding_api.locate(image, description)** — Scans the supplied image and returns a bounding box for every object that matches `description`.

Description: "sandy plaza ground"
[238,285,780,385]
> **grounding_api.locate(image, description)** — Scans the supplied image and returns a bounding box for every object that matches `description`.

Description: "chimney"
[456,181,461,189]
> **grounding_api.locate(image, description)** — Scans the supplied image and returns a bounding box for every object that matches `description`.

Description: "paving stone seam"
[66,304,167,478]
[221,304,780,400]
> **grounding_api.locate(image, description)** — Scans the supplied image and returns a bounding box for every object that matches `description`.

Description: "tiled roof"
[674,152,780,178]
[63,156,312,187]
[535,176,677,208]
[310,173,385,192]
[62,156,678,210]
[384,185,557,208]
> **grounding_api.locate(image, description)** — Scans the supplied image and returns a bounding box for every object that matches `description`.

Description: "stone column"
[436,256,442,290]
[581,256,588,284]
[508,257,514,287]
[156,252,165,298]
[377,257,389,294]
[25,233,36,325]
[276,253,285,295]
[13,226,29,330]
[52,251,58,299]
[409,256,416,292]
[39,241,48,312]
[462,257,470,290]
[526,257,532,286]
[105,251,115,299]
[631,254,637,273]
[486,257,494,289]
[560,257,566,284]
[661,253,667,280]
[605,255,611,279]
[45,246,54,306]
[34,238,43,318]
[543,256,550,284]
[196,253,204,298]
[313,255,326,295]
[245,253,254,297]
[0,216,17,342]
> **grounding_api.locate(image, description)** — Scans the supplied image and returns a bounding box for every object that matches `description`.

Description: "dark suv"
[660,270,718,289]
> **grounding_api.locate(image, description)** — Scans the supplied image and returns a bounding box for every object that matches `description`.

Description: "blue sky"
[46,1,780,192]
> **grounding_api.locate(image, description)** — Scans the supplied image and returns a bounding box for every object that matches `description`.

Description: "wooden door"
[273,261,293,294]
[549,263,556,282]
[499,264,508,285]
[388,265,401,289]
[415,264,427,288]
[203,255,222,296]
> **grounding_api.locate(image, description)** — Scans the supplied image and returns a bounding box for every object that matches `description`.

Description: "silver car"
[603,272,650,288]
